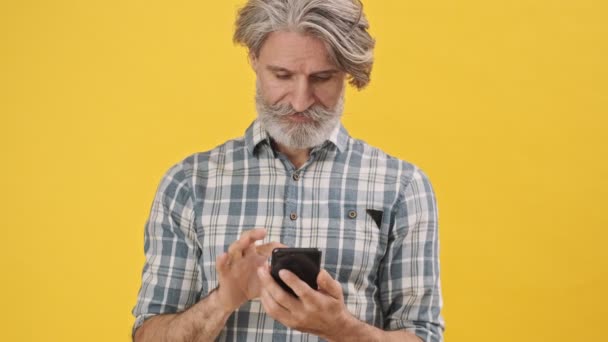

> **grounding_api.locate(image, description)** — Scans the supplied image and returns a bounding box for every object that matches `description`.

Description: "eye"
[275,73,292,80]
[311,74,332,83]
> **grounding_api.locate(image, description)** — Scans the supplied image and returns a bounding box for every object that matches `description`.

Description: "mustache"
[265,102,334,121]
[255,86,334,121]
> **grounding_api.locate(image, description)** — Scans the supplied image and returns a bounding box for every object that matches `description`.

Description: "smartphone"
[270,248,322,297]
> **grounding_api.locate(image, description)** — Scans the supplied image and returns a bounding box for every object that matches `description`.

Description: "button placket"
[281,166,299,246]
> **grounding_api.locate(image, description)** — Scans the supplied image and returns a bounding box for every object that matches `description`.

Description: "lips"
[285,112,314,123]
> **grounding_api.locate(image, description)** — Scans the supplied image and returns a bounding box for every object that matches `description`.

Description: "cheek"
[314,82,344,108]
[260,79,288,105]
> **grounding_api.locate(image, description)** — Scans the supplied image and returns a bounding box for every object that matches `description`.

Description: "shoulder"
[345,136,430,190]
[167,135,248,177]
[154,136,247,202]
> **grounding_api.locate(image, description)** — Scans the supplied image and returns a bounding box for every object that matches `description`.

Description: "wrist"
[207,285,241,317]
[207,285,247,316]
[167,286,236,341]
[323,311,364,342]
[326,313,388,342]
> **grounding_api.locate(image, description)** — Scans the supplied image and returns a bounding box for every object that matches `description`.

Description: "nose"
[290,79,315,113]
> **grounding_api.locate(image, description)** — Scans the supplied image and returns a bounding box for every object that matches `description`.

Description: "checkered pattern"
[132,120,444,341]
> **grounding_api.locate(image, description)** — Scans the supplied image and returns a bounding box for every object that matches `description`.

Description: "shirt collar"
[245,119,350,155]
[245,120,270,155]
[327,121,349,153]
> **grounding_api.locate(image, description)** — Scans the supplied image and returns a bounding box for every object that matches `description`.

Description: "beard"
[255,85,344,150]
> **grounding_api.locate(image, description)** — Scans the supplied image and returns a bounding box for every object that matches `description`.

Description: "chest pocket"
[321,205,387,314]
[325,206,386,272]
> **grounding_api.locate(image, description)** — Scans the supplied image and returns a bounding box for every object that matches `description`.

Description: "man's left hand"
[257,265,352,340]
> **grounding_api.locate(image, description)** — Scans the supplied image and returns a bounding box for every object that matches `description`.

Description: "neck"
[273,141,311,169]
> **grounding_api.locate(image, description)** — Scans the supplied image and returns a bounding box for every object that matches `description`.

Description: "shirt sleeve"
[379,168,445,342]
[131,161,202,335]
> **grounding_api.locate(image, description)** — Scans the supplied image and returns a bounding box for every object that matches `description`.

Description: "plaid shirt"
[133,120,444,341]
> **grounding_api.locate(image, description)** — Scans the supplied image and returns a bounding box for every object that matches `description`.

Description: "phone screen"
[270,248,322,297]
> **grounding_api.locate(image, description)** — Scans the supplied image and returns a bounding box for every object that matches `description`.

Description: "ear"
[249,52,258,72]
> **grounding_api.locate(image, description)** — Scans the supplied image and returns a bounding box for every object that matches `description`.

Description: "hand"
[215,228,284,313]
[257,265,353,340]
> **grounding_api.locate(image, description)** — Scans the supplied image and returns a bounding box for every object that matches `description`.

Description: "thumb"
[216,252,230,274]
[317,269,343,300]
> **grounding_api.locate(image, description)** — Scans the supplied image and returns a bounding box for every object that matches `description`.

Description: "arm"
[135,228,282,342]
[327,314,422,342]
[132,162,203,341]
[132,162,282,341]
[133,288,231,342]
[378,168,444,341]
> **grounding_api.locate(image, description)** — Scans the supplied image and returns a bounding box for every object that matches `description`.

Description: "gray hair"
[234,0,375,89]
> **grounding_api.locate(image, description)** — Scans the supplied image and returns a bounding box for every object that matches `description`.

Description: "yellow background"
[1,0,606,341]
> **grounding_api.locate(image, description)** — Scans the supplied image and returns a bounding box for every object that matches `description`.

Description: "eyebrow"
[266,65,340,76]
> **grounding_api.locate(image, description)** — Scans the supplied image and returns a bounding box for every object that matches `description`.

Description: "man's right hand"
[215,228,285,313]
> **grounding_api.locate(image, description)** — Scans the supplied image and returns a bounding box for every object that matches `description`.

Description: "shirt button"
[292,173,300,181]
[348,210,357,219]
[290,212,298,221]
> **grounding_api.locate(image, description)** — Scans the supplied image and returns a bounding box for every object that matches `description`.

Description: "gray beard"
[255,86,344,150]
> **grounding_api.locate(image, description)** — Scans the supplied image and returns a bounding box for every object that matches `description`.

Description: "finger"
[257,265,275,287]
[279,269,316,300]
[259,286,292,319]
[317,269,343,300]
[244,227,267,241]
[228,228,267,259]
[255,241,287,257]
[257,266,299,309]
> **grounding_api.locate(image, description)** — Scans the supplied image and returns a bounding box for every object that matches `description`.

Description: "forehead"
[257,31,337,73]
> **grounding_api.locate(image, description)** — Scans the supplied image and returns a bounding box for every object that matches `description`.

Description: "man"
[132,0,444,341]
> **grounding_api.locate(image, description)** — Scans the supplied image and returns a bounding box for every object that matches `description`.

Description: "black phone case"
[270,248,322,297]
